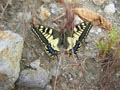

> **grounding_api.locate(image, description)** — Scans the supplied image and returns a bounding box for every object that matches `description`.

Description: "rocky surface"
[0,0,120,90]
[104,3,116,15]
[0,30,24,90]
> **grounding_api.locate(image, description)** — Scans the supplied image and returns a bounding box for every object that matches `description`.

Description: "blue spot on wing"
[46,44,59,56]
[32,24,60,56]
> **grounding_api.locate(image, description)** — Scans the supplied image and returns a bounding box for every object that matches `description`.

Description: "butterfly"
[31,22,93,57]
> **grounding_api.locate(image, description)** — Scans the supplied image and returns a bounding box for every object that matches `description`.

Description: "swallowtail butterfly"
[31,22,92,56]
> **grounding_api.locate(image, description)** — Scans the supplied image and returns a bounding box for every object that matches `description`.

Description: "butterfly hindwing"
[66,22,93,55]
[32,24,60,56]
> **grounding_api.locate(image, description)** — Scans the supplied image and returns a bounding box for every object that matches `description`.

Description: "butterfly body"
[31,22,92,57]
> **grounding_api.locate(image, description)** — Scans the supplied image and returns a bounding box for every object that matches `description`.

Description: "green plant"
[98,27,120,90]
[97,27,120,58]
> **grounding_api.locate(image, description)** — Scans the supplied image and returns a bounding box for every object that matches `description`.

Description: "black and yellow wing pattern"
[31,22,92,56]
[66,22,93,55]
[32,24,61,56]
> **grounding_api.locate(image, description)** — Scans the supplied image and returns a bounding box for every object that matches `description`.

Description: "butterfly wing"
[66,22,93,55]
[31,24,60,56]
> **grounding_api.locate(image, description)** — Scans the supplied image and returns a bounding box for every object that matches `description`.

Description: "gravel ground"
[0,0,120,90]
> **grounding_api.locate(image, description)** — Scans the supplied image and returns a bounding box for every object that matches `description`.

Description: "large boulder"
[0,30,24,90]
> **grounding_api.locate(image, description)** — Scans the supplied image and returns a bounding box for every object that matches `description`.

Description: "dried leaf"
[73,8,113,30]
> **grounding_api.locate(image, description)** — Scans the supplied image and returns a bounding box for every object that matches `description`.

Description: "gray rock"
[50,3,64,15]
[37,6,51,21]
[46,85,52,90]
[104,3,116,15]
[90,28,102,35]
[30,59,40,69]
[17,67,50,88]
[0,30,24,90]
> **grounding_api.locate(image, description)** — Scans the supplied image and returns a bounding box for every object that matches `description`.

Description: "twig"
[53,56,62,90]
[0,0,11,19]
[52,13,65,22]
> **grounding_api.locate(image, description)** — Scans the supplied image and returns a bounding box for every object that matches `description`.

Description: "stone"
[17,67,50,88]
[0,30,24,90]
[30,59,40,69]
[46,85,52,90]
[74,15,83,25]
[104,3,116,15]
[50,3,65,15]
[38,6,51,21]
[90,28,102,35]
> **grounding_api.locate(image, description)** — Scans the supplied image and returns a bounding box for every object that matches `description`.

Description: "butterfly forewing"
[66,22,93,55]
[31,24,60,56]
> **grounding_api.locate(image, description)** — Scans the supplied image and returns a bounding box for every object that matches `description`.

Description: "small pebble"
[30,59,40,69]
[104,3,116,15]
[46,85,52,90]
[50,3,64,15]
[38,6,51,21]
